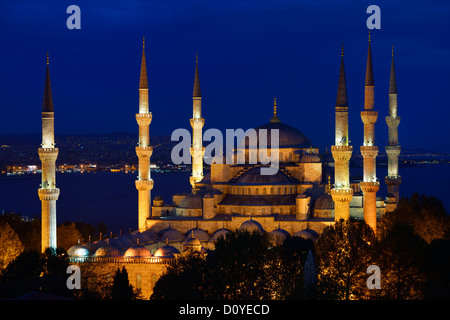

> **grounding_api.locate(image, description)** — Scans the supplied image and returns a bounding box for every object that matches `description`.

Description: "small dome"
[153,245,180,258]
[154,195,163,201]
[94,245,121,257]
[209,228,232,242]
[269,228,290,242]
[300,153,321,163]
[185,228,210,241]
[315,194,335,210]
[239,219,264,234]
[203,193,213,198]
[140,230,158,242]
[67,244,90,257]
[293,229,319,241]
[179,193,203,209]
[123,245,151,258]
[159,227,184,242]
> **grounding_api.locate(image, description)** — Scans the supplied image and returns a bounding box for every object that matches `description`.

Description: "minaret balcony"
[190,118,205,128]
[361,111,378,124]
[136,113,152,126]
[331,145,353,161]
[385,145,401,156]
[136,146,153,158]
[359,181,380,193]
[38,148,59,161]
[360,146,379,158]
[331,188,354,202]
[135,179,154,191]
[385,116,401,128]
[385,176,402,186]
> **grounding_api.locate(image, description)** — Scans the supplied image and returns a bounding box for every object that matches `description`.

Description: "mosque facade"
[52,36,401,298]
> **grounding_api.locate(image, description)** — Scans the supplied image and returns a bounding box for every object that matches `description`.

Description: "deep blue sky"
[1,0,449,153]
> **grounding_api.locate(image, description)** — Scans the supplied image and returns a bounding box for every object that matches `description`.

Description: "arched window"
[136,274,142,290]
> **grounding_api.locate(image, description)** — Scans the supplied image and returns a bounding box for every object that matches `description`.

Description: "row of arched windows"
[229,185,297,196]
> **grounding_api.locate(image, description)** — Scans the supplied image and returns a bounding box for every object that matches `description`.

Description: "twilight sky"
[1,0,449,153]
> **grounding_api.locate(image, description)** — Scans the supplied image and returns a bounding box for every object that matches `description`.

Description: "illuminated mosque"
[38,35,401,298]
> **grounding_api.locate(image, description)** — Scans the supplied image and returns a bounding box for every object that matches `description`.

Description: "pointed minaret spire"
[190,52,205,191]
[193,52,201,98]
[270,97,281,123]
[360,31,380,234]
[139,36,148,90]
[135,37,154,231]
[42,52,53,112]
[39,52,60,252]
[331,42,353,221]
[365,31,374,86]
[389,46,397,94]
[336,43,348,108]
[385,45,401,210]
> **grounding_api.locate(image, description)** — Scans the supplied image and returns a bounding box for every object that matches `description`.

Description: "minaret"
[360,32,380,234]
[135,37,154,232]
[331,44,353,221]
[385,46,401,210]
[38,53,60,253]
[189,53,205,191]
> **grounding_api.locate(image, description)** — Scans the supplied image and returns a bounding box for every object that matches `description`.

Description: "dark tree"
[151,230,313,300]
[379,193,450,244]
[314,219,376,300]
[0,248,72,299]
[151,250,207,300]
[374,222,427,299]
[110,267,136,300]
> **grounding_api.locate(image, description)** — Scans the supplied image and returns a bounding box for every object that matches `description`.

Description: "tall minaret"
[38,53,60,253]
[331,44,353,221]
[135,37,153,232]
[385,46,401,210]
[359,32,380,234]
[189,53,205,191]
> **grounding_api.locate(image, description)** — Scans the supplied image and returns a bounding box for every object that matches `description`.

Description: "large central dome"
[242,107,312,148]
[252,121,311,148]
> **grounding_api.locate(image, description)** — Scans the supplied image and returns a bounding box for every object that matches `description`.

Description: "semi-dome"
[123,245,151,258]
[209,228,232,242]
[94,245,121,258]
[153,245,180,258]
[234,167,297,185]
[314,194,335,210]
[67,244,90,257]
[243,120,311,149]
[179,193,203,209]
[239,219,264,234]
[300,153,321,163]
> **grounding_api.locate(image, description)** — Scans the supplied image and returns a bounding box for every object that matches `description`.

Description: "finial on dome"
[270,98,281,123]
[368,30,371,42]
[392,45,394,57]
[196,52,198,64]
[46,52,49,65]
[143,36,145,49]
[328,175,331,193]
[341,42,344,57]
